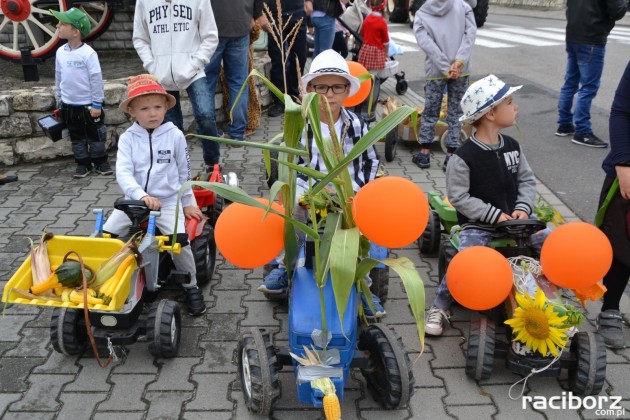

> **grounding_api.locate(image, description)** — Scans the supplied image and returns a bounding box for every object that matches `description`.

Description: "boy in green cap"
[52,8,113,178]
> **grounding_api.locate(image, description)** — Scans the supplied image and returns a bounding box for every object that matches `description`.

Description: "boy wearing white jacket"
[132,0,221,169]
[104,74,206,316]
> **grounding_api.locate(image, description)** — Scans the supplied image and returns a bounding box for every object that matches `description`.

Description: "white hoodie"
[116,122,195,208]
[133,0,218,91]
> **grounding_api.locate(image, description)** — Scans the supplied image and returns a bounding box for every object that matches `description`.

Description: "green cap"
[51,8,91,37]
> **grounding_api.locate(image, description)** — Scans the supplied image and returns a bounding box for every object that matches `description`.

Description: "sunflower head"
[505,287,569,357]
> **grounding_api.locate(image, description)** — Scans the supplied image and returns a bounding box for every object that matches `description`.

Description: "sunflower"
[504,287,569,357]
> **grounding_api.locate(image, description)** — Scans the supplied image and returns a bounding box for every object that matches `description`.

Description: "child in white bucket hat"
[258,50,385,318]
[424,74,551,336]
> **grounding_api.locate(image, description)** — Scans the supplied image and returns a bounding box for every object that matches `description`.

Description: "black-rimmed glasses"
[310,83,350,94]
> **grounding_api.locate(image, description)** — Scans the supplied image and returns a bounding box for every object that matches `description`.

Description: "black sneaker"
[268,102,284,118]
[571,132,608,148]
[412,152,430,169]
[185,287,207,316]
[73,165,90,178]
[555,124,575,137]
[95,162,113,175]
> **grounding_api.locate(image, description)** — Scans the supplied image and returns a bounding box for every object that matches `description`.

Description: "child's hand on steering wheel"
[141,195,162,210]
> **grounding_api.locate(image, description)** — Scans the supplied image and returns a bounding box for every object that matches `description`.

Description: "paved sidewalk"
[0,78,628,420]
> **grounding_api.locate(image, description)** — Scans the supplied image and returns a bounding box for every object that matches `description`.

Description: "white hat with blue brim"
[459,74,522,124]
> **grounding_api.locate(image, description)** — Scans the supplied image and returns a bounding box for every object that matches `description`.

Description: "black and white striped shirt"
[297,108,380,193]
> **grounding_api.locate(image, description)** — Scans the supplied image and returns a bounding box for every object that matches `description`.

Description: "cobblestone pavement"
[0,77,629,420]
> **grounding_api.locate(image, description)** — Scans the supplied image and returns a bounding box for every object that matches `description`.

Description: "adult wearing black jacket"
[555,0,627,148]
[262,0,308,117]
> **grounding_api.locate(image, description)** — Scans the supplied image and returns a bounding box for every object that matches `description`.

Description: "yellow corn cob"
[312,377,340,420]
[323,393,340,420]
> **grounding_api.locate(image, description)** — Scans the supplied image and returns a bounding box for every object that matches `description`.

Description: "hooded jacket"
[116,122,195,208]
[566,0,627,45]
[133,0,218,91]
[413,0,476,79]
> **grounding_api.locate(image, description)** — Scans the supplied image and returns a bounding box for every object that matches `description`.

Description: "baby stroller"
[337,0,408,122]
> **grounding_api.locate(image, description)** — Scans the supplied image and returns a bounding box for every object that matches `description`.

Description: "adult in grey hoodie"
[412,0,476,171]
[133,0,221,167]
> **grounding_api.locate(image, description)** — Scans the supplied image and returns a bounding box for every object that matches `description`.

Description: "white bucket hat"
[459,74,522,124]
[302,49,361,97]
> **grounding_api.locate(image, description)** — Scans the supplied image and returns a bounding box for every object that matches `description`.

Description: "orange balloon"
[215,198,285,269]
[446,246,513,311]
[540,222,612,289]
[343,61,372,107]
[352,177,429,248]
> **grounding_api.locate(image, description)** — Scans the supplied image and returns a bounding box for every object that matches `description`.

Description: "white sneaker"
[425,306,450,336]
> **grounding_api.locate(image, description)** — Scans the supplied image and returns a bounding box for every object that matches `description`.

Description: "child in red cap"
[104,74,206,316]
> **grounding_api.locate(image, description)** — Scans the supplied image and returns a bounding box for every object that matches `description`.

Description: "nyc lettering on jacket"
[149,4,193,33]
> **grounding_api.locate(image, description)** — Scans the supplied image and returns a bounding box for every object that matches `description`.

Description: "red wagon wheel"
[0,0,112,61]
[0,0,66,60]
[76,1,112,42]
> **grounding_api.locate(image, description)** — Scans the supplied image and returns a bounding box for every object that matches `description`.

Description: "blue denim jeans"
[165,77,220,166]
[205,35,250,140]
[433,227,551,310]
[311,14,336,58]
[267,11,307,104]
[557,42,605,135]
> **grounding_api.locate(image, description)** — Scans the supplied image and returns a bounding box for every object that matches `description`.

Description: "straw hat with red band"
[119,74,177,112]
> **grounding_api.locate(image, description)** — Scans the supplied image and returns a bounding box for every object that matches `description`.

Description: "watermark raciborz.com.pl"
[523,392,626,417]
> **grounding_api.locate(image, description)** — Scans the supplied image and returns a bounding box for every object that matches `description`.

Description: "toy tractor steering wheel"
[495,219,547,241]
[114,199,152,228]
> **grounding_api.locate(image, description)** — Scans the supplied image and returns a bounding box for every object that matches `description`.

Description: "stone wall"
[0,55,272,166]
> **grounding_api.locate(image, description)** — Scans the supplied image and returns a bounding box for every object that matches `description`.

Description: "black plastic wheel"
[568,332,607,395]
[238,328,282,415]
[369,267,390,304]
[192,222,217,287]
[389,0,410,23]
[473,0,489,28]
[208,194,224,227]
[396,80,408,95]
[419,210,441,255]
[359,324,415,409]
[384,130,397,162]
[50,307,87,355]
[147,300,181,358]
[438,239,457,280]
[465,318,496,381]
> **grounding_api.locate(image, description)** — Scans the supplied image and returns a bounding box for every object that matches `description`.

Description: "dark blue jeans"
[205,35,250,140]
[311,14,336,58]
[557,42,605,135]
[165,77,220,166]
